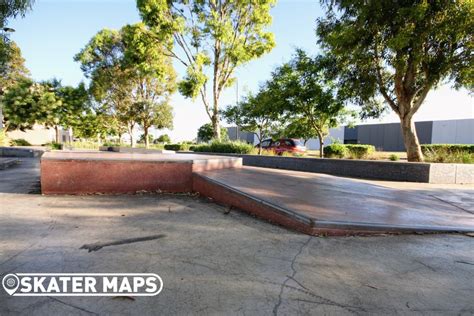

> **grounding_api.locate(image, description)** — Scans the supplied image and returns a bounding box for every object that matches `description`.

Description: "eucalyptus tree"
[75,23,176,147]
[317,0,473,161]
[223,88,280,154]
[267,50,352,158]
[137,0,277,140]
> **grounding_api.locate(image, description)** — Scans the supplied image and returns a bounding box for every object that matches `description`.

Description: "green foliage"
[155,134,170,143]
[421,144,474,155]
[345,145,375,159]
[265,49,354,157]
[10,138,30,146]
[138,133,154,144]
[1,79,61,131]
[324,144,375,159]
[323,144,347,158]
[164,143,192,151]
[65,141,100,150]
[192,141,254,154]
[316,0,474,161]
[389,154,400,161]
[1,0,34,28]
[137,0,276,138]
[0,40,29,94]
[197,123,228,142]
[50,142,62,150]
[421,144,474,164]
[223,87,280,150]
[75,23,176,146]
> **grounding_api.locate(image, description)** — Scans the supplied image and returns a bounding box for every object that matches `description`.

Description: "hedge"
[324,144,347,158]
[192,141,254,154]
[421,144,474,154]
[345,144,375,159]
[324,144,375,159]
[164,143,192,151]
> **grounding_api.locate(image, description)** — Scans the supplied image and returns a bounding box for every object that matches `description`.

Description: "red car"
[256,138,307,155]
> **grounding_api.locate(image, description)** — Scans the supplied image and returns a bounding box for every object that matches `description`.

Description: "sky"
[8,0,474,141]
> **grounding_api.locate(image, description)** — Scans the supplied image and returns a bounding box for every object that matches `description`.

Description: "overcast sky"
[9,0,473,141]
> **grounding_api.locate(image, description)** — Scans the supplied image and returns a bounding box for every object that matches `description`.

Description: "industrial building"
[227,118,474,151]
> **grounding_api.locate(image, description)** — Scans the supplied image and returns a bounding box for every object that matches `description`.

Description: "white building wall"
[305,127,345,150]
[431,119,474,144]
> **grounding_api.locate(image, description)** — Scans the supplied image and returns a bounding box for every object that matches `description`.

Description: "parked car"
[255,138,306,155]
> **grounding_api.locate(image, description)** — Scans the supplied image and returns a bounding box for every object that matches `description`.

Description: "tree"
[0,41,29,94]
[1,0,34,28]
[1,79,89,142]
[137,0,276,139]
[75,23,176,148]
[1,79,61,132]
[1,0,34,85]
[197,123,228,143]
[316,0,474,161]
[223,89,280,154]
[133,100,173,148]
[156,134,171,143]
[267,50,351,158]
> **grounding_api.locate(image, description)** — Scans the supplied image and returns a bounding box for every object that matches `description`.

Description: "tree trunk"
[128,123,135,147]
[54,125,60,144]
[212,114,221,140]
[400,115,423,162]
[144,127,149,149]
[318,138,324,158]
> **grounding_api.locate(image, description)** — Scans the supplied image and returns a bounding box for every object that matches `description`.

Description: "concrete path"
[197,166,474,234]
[0,159,474,315]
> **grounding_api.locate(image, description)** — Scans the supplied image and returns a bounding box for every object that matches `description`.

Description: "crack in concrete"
[272,236,312,316]
[80,234,166,252]
[429,194,474,214]
[48,297,98,315]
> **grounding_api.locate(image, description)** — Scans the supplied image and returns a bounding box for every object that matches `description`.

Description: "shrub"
[192,141,254,154]
[164,143,192,151]
[324,144,347,158]
[422,144,474,164]
[389,154,400,161]
[345,144,375,159]
[50,142,63,150]
[65,141,100,150]
[10,138,31,146]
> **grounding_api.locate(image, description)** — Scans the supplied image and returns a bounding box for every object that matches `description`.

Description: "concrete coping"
[41,151,242,164]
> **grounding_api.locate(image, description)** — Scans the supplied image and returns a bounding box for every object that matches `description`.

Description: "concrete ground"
[1,158,474,315]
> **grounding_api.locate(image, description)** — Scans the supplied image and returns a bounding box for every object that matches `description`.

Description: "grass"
[307,150,408,161]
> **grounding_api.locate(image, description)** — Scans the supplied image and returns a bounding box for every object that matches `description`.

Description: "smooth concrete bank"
[181,152,474,184]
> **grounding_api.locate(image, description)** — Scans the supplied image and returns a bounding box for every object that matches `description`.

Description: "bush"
[192,141,254,154]
[324,144,347,158]
[389,154,400,161]
[164,143,192,151]
[421,144,474,155]
[51,142,63,150]
[10,138,31,146]
[422,144,474,164]
[345,144,375,159]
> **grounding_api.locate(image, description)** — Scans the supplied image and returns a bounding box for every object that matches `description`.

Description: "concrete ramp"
[193,166,474,236]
